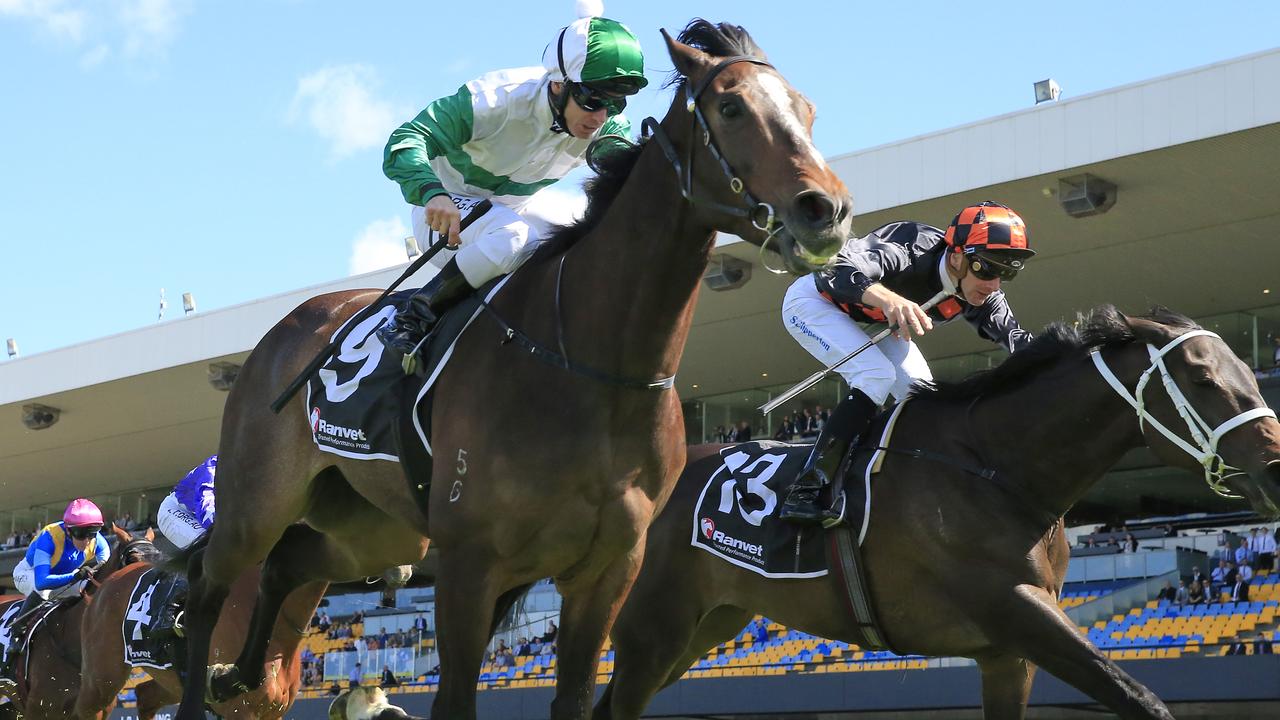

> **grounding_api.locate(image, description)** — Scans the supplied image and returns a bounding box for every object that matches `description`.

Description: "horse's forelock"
[664,19,766,90]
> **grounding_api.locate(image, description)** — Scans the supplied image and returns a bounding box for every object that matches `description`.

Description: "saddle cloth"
[304,276,511,462]
[122,568,188,670]
[689,401,910,579]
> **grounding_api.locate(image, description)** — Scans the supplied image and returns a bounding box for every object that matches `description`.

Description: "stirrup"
[821,492,847,529]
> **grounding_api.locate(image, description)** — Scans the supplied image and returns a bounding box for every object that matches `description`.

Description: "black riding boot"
[376,259,475,358]
[779,389,879,525]
[0,594,44,689]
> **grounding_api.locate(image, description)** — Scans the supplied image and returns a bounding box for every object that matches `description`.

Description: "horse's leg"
[596,604,749,720]
[72,669,127,720]
[175,544,234,720]
[209,524,328,701]
[979,585,1172,720]
[430,548,507,720]
[550,540,646,720]
[135,679,179,720]
[976,654,1037,720]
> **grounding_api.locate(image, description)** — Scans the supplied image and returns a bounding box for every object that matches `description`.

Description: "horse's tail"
[159,525,212,576]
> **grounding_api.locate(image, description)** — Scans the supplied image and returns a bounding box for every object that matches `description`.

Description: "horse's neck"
[975,347,1147,519]
[560,130,716,383]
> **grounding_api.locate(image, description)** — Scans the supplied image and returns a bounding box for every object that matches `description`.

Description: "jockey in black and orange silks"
[779,202,1036,524]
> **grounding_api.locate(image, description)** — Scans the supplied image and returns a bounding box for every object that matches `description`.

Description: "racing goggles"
[966,252,1025,282]
[567,82,628,115]
[68,525,102,540]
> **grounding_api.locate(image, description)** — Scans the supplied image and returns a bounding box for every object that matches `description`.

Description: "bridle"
[1092,329,1277,497]
[642,54,787,268]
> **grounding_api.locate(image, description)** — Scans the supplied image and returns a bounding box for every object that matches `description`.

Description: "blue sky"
[3,1,1279,357]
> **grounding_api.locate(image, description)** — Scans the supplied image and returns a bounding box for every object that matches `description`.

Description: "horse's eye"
[1192,373,1217,387]
[719,99,743,119]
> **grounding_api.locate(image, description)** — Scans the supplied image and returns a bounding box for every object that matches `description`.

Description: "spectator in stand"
[1189,566,1207,591]
[380,665,399,688]
[1156,581,1177,603]
[329,679,343,696]
[541,620,558,645]
[348,662,362,689]
[1261,526,1278,571]
[515,636,531,657]
[772,413,796,442]
[1174,579,1189,607]
[1273,336,1280,368]
[1256,634,1275,655]
[815,405,829,431]
[712,425,728,443]
[1226,640,1248,655]
[1237,560,1254,585]
[732,421,752,443]
[751,617,769,644]
[1215,538,1234,565]
[1084,537,1097,549]
[1187,580,1206,605]
[1228,574,1250,603]
[317,609,331,632]
[1236,539,1252,569]
[494,645,515,668]
[798,408,818,440]
[1211,561,1230,597]
[491,639,510,663]
[1122,533,1139,553]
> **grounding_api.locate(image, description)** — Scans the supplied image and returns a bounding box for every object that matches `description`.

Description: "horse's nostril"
[794,190,836,229]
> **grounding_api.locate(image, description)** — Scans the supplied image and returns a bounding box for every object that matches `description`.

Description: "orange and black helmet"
[944,201,1034,280]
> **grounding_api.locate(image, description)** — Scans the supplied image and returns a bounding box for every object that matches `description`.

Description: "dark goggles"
[967,252,1025,282]
[68,525,102,540]
[567,82,628,115]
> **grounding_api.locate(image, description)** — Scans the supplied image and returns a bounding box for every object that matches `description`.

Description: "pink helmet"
[63,498,103,528]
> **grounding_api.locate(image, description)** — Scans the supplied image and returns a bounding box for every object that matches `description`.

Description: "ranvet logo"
[700,517,716,539]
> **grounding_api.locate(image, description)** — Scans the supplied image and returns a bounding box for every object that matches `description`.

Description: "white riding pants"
[412,192,571,288]
[12,559,86,600]
[782,276,932,405]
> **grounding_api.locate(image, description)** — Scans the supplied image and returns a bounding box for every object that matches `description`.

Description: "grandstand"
[5,45,1280,720]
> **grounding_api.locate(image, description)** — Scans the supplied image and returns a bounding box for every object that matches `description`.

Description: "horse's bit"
[641,54,788,269]
[1092,329,1277,497]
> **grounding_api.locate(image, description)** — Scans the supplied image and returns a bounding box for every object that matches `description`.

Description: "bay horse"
[0,526,160,719]
[175,18,851,720]
[597,307,1280,720]
[73,548,328,720]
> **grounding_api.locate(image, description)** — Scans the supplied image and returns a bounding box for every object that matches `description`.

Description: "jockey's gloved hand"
[73,565,95,582]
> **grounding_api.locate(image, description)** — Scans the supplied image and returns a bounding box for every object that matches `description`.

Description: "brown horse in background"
[174,19,850,720]
[598,308,1280,720]
[0,526,159,719]
[74,543,326,720]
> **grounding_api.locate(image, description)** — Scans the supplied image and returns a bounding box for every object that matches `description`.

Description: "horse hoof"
[207,663,254,703]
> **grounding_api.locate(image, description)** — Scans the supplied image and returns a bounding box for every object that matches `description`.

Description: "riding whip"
[269,200,491,414]
[759,290,949,415]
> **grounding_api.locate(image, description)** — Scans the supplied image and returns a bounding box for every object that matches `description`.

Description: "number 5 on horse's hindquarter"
[598,307,1280,720]
[173,18,851,720]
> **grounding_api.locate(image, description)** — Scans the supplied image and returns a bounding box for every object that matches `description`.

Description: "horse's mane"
[916,305,1201,402]
[528,19,766,265]
[526,141,646,264]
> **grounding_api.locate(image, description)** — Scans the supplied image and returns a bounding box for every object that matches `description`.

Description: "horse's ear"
[661,28,711,83]
[1124,313,1170,345]
[145,527,155,542]
[112,523,130,542]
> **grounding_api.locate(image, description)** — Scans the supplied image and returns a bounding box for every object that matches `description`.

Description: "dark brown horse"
[174,19,850,720]
[0,526,160,719]
[73,552,327,720]
[598,307,1280,720]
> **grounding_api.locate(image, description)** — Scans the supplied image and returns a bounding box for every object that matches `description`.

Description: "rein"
[479,255,676,392]
[1092,329,1277,497]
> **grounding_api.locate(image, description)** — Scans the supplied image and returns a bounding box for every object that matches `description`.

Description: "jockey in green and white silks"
[377,8,648,359]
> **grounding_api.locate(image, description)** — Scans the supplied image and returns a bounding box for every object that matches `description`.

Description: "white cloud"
[349,216,412,275]
[0,0,87,42]
[80,43,110,68]
[1,0,188,62]
[118,0,185,56]
[291,65,403,159]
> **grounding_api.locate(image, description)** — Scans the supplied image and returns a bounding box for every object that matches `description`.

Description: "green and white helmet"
[542,6,648,96]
